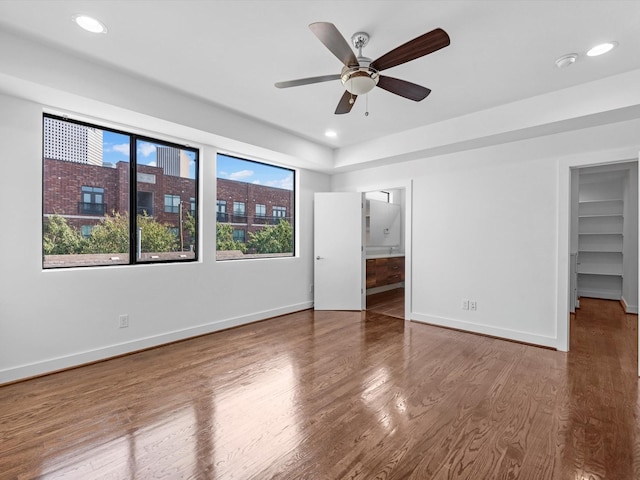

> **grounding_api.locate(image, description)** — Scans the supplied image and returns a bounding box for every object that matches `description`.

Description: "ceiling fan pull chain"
[365,94,369,117]
[349,77,355,105]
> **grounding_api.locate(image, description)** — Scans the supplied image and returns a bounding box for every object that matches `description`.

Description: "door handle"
[316,256,324,260]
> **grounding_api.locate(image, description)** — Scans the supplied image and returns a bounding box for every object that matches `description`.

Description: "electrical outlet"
[119,314,129,328]
[470,301,477,311]
[461,299,469,310]
[309,284,314,293]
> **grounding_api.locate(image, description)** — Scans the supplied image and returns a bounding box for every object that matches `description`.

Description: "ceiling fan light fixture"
[341,67,379,95]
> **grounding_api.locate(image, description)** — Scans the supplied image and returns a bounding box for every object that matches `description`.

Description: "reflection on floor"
[366,287,404,319]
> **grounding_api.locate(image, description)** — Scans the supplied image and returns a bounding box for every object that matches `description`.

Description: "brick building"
[43,157,293,247]
[216,178,294,243]
[43,158,196,244]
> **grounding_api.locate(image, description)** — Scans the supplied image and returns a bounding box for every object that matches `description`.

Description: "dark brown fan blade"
[275,74,341,88]
[309,22,359,67]
[371,28,450,72]
[376,76,431,101]
[335,90,357,114]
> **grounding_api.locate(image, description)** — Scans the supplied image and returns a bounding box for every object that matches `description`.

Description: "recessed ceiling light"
[325,130,337,138]
[586,41,617,57]
[72,14,107,34]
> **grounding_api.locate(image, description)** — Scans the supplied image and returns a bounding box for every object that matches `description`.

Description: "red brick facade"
[43,158,196,241]
[216,178,294,238]
[43,158,293,245]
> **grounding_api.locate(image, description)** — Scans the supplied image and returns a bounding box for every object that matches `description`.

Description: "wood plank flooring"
[366,287,404,319]
[0,298,637,479]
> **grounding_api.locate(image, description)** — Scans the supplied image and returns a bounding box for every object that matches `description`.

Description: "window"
[137,191,154,216]
[43,114,199,268]
[216,153,295,260]
[190,197,196,216]
[80,225,94,238]
[232,201,246,223]
[164,194,180,213]
[80,186,106,215]
[233,229,246,243]
[216,200,227,222]
[233,202,245,214]
[273,206,286,218]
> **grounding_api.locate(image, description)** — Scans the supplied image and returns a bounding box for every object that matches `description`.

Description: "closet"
[572,162,638,312]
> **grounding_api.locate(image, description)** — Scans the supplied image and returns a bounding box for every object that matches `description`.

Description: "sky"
[217,154,294,191]
[102,130,197,179]
[102,132,292,189]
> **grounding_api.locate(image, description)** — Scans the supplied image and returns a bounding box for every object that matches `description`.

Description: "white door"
[314,192,364,310]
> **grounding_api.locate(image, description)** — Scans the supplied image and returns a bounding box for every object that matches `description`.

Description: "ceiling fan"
[275,22,450,114]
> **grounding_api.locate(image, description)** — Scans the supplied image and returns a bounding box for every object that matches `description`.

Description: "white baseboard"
[621,296,639,314]
[578,289,620,301]
[366,282,404,295]
[0,301,313,385]
[410,312,558,349]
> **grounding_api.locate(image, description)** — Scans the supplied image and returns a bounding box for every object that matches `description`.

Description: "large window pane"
[135,139,198,263]
[216,154,294,260]
[43,116,130,268]
[43,115,198,268]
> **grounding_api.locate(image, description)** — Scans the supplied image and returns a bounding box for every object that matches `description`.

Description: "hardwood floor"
[366,287,404,319]
[0,298,637,479]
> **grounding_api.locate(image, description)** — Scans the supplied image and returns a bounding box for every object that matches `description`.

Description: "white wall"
[333,119,640,350]
[0,94,330,384]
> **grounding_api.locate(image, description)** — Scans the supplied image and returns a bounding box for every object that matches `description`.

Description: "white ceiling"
[0,0,639,150]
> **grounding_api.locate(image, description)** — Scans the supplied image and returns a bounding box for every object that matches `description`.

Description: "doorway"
[364,188,407,319]
[566,159,638,373]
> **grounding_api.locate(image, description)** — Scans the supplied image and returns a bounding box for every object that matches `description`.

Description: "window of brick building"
[80,225,94,238]
[233,229,246,243]
[216,153,295,260]
[217,200,227,222]
[164,194,180,213]
[233,201,245,216]
[43,114,199,268]
[273,206,286,218]
[80,186,106,215]
[137,191,154,216]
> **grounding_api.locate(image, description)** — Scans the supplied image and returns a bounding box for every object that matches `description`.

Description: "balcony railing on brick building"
[231,214,248,224]
[79,202,107,215]
[253,216,291,225]
[216,212,291,225]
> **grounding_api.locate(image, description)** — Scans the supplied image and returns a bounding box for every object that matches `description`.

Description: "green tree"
[83,211,129,253]
[184,211,196,247]
[43,214,85,255]
[247,219,293,254]
[216,222,247,253]
[84,212,179,254]
[138,213,178,252]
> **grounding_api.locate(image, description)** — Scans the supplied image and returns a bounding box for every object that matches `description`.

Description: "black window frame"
[42,113,200,268]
